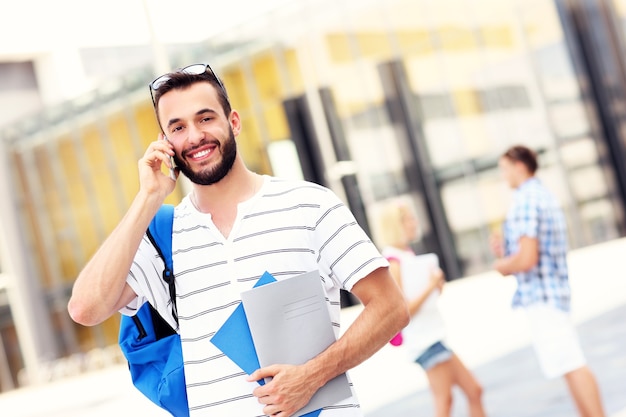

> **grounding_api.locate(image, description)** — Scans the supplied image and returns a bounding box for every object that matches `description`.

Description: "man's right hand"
[139,133,178,198]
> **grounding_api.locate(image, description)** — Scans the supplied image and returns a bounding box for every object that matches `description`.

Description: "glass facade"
[1,0,626,391]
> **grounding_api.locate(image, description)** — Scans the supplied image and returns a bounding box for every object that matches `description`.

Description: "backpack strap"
[145,204,177,324]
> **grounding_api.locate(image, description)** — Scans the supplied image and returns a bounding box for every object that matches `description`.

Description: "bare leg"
[425,360,455,417]
[448,354,487,417]
[564,366,605,417]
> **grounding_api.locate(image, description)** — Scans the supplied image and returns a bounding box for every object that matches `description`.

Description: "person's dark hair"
[154,71,232,118]
[502,145,538,174]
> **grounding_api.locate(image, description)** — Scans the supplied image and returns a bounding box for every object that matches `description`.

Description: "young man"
[67,64,409,417]
[490,145,605,417]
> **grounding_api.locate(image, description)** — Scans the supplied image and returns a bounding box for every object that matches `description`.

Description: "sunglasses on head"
[148,63,228,106]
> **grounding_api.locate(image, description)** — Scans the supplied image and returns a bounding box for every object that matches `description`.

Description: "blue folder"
[210,271,322,417]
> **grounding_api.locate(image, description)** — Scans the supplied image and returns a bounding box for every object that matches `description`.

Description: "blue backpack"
[118,204,189,417]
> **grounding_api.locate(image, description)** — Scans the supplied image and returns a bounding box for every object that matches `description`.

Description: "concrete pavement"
[352,237,626,416]
[0,238,625,416]
[365,302,626,416]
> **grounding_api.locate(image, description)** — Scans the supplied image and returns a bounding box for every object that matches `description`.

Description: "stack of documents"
[211,271,351,417]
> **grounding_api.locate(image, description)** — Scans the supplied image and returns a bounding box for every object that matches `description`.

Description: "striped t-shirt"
[121,176,388,416]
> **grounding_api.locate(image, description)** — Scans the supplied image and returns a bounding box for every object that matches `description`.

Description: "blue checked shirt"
[503,177,571,311]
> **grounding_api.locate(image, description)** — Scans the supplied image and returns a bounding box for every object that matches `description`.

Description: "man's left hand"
[248,364,320,417]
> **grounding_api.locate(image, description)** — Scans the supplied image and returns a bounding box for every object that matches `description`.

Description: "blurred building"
[1,0,626,392]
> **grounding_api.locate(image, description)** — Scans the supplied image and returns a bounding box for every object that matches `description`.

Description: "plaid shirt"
[503,177,571,311]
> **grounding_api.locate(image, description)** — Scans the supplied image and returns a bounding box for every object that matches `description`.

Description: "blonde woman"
[376,199,486,417]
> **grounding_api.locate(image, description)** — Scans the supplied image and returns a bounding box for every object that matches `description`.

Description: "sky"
[1,0,291,58]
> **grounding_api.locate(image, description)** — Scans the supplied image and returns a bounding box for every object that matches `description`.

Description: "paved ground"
[0,238,625,416]
[350,237,626,417]
[365,303,626,417]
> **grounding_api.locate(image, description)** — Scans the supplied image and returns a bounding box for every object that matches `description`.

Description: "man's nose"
[187,125,205,145]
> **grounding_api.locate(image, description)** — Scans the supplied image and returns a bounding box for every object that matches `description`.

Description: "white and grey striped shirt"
[122,176,388,416]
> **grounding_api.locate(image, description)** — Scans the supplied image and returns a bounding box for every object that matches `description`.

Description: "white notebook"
[240,270,352,416]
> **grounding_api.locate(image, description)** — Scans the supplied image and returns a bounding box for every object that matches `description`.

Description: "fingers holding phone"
[162,135,178,181]
[138,134,178,195]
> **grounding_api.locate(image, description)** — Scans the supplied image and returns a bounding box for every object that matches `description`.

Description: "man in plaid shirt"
[490,145,605,417]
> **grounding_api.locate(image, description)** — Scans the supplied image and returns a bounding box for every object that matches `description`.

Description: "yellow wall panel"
[222,67,252,110]
[395,30,434,55]
[283,48,304,94]
[453,89,482,115]
[326,33,352,63]
[133,101,161,149]
[33,141,82,281]
[100,314,121,346]
[106,112,141,207]
[73,322,97,351]
[57,134,100,262]
[238,111,263,164]
[327,32,393,62]
[438,26,477,51]
[222,62,275,175]
[250,53,292,144]
[252,53,284,101]
[263,103,290,141]
[79,124,121,234]
[252,52,290,141]
[329,30,438,62]
[356,32,392,60]
[480,25,514,48]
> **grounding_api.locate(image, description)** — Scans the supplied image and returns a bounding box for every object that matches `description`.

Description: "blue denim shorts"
[415,341,453,370]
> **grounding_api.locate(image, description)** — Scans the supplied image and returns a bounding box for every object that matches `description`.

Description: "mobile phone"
[163,136,177,181]
[168,156,177,181]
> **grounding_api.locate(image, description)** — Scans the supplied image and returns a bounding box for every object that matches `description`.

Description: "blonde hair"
[373,198,414,249]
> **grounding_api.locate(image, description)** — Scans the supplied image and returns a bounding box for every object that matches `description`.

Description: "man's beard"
[173,128,237,185]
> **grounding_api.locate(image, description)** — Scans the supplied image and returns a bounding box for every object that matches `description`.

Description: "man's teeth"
[192,150,210,158]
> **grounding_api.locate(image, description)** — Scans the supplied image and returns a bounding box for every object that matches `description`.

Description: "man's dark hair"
[154,71,232,118]
[502,145,538,174]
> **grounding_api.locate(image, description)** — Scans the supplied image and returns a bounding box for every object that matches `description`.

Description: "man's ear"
[517,160,532,177]
[229,110,241,136]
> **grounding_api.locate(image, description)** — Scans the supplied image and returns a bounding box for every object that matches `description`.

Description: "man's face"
[498,156,520,189]
[157,82,238,185]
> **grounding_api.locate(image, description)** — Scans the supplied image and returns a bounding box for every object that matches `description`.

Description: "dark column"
[378,60,462,280]
[283,91,371,236]
[282,95,326,186]
[318,88,371,237]
[556,0,626,233]
[283,91,370,306]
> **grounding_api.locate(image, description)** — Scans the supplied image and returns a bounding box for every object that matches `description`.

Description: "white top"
[121,176,389,416]
[382,246,446,360]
